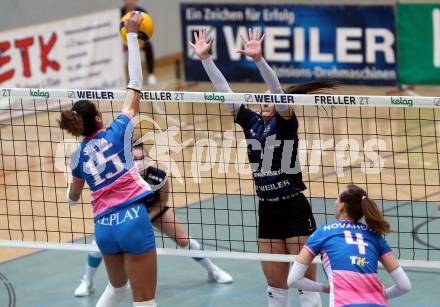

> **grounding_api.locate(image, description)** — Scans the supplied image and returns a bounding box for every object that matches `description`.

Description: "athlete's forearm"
[255,58,283,94]
[287,262,326,292]
[201,56,232,93]
[201,56,240,114]
[127,33,143,91]
[385,267,411,299]
[122,33,142,116]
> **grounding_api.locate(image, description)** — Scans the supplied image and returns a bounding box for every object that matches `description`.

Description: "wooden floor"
[1,62,440,262]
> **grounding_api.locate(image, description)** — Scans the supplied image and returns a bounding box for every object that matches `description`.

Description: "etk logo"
[350,256,368,266]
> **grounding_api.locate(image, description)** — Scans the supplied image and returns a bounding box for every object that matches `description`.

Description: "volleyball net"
[0,88,439,267]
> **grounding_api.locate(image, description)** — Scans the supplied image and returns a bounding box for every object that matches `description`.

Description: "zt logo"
[174,93,184,101]
[2,89,11,97]
[359,97,370,105]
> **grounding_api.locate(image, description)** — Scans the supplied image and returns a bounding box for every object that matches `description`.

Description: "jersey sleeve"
[108,113,134,139]
[378,236,393,258]
[70,149,82,179]
[235,105,257,131]
[304,227,326,256]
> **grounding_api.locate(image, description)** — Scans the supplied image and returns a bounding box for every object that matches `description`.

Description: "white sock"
[96,283,128,307]
[133,300,156,307]
[185,238,218,273]
[298,289,322,307]
[267,286,290,307]
[84,251,102,282]
[84,266,98,283]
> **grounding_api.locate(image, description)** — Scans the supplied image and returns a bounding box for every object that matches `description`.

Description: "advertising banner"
[181,4,397,85]
[0,9,125,90]
[397,4,440,85]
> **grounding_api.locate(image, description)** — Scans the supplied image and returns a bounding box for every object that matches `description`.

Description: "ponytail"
[284,80,341,94]
[58,110,84,137]
[361,196,390,235]
[339,185,391,235]
[58,100,100,137]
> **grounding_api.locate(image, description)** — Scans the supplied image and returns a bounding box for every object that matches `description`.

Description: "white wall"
[0,0,435,58]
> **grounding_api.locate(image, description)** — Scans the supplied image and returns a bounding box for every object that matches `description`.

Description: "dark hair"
[58,100,100,137]
[339,184,390,235]
[284,80,341,94]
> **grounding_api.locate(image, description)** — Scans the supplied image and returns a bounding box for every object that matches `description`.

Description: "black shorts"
[141,166,169,223]
[258,193,316,239]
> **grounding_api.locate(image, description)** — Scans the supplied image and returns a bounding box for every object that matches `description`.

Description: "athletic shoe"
[208,268,233,284]
[147,75,157,85]
[74,278,94,297]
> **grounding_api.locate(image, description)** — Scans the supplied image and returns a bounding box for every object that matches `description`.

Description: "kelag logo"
[204,93,225,102]
[29,89,49,98]
[390,96,413,107]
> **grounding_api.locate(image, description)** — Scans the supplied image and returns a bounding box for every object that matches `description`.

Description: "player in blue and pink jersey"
[59,13,157,307]
[288,185,411,307]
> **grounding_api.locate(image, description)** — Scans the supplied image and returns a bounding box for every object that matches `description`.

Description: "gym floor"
[1,196,439,306]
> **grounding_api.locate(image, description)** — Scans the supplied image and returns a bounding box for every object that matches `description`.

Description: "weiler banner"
[181,4,397,85]
[0,9,125,90]
[397,4,440,85]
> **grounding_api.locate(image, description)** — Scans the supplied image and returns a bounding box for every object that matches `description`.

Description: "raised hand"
[188,28,214,60]
[125,11,143,34]
[237,28,265,61]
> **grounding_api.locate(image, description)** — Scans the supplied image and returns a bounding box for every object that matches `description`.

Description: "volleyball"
[120,11,154,48]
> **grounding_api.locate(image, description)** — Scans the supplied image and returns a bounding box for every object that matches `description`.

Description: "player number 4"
[344,231,368,255]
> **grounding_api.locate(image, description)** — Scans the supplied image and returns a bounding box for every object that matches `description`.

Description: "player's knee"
[89,250,102,259]
[266,278,288,289]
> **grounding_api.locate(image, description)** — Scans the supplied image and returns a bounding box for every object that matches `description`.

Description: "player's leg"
[74,240,103,296]
[258,239,291,307]
[285,194,321,307]
[94,210,130,307]
[118,202,157,305]
[286,236,321,307]
[149,180,233,283]
[124,250,157,303]
[96,253,129,307]
[151,206,233,284]
[143,41,156,85]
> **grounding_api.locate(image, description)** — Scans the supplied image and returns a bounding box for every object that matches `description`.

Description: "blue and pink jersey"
[305,220,393,307]
[70,113,152,220]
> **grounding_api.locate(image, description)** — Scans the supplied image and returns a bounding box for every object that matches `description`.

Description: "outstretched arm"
[238,28,293,120]
[189,29,241,115]
[381,254,411,299]
[67,177,85,205]
[287,248,330,293]
[238,28,283,94]
[122,12,143,118]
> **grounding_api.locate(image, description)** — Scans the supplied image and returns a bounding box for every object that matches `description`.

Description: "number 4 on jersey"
[344,231,368,255]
